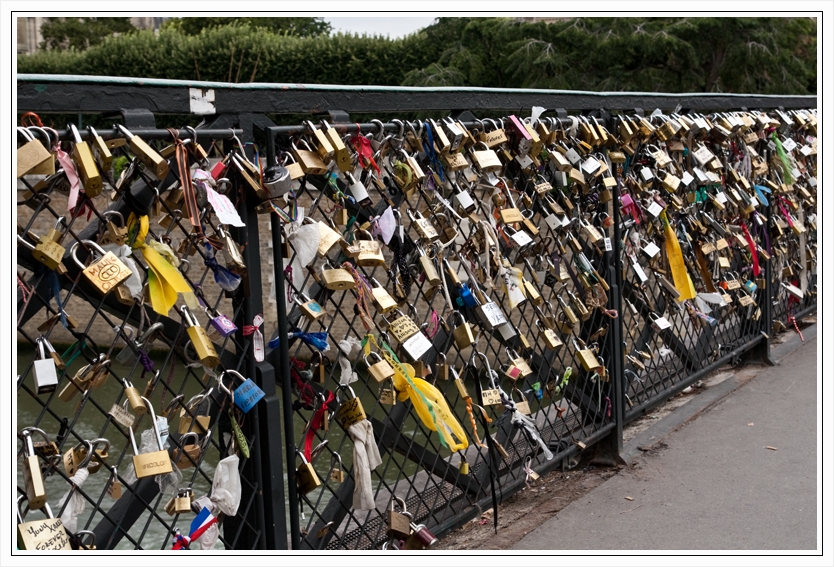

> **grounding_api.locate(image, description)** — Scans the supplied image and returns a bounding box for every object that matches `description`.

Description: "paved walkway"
[515,336,817,550]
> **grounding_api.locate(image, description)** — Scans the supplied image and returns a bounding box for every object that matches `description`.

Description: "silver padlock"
[115,322,164,366]
[262,161,292,197]
[32,337,59,395]
[346,171,372,208]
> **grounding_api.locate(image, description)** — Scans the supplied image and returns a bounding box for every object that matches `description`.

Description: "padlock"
[292,140,328,175]
[408,209,440,242]
[17,499,71,550]
[404,522,439,550]
[296,451,323,495]
[378,373,399,405]
[62,440,94,478]
[17,127,54,178]
[262,162,292,198]
[81,438,110,475]
[32,337,59,395]
[18,222,66,273]
[115,124,169,179]
[121,377,147,416]
[69,123,103,197]
[451,311,476,350]
[387,310,421,343]
[174,432,203,470]
[356,230,386,267]
[435,353,450,381]
[168,487,194,515]
[504,226,533,248]
[115,322,164,366]
[336,386,367,429]
[177,392,212,434]
[369,278,398,313]
[386,496,413,540]
[97,211,129,247]
[573,339,601,372]
[470,142,503,173]
[129,397,173,479]
[473,351,502,407]
[294,292,326,322]
[57,353,105,402]
[538,320,564,350]
[320,261,355,291]
[512,388,531,415]
[345,171,372,208]
[20,429,48,510]
[329,452,346,483]
[70,240,132,296]
[180,305,220,368]
[87,125,113,171]
[220,369,266,414]
[649,312,673,332]
[523,279,543,306]
[366,351,396,383]
[417,246,442,288]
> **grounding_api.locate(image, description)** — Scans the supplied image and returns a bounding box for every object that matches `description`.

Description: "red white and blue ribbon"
[171,507,218,550]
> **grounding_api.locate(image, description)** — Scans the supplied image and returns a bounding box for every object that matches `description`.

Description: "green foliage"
[162,17,330,37]
[40,17,135,51]
[19,17,817,94]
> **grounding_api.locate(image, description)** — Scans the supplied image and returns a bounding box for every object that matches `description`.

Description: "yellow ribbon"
[128,213,198,316]
[660,211,696,301]
[364,335,468,452]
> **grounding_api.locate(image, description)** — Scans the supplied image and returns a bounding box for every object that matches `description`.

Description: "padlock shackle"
[69,240,107,269]
[73,440,95,470]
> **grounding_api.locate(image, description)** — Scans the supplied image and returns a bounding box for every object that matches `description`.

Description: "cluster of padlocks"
[16,104,817,550]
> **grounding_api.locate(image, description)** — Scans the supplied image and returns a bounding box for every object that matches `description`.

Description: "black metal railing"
[15,75,816,551]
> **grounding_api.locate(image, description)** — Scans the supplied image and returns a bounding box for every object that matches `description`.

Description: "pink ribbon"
[54,144,81,212]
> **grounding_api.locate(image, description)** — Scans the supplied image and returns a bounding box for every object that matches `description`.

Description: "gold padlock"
[123,378,147,416]
[321,261,356,291]
[292,140,328,175]
[177,392,211,434]
[174,432,204,470]
[356,230,386,267]
[573,339,601,372]
[17,500,71,550]
[70,240,132,296]
[17,127,54,178]
[129,397,173,479]
[296,451,322,495]
[451,311,476,350]
[69,124,103,198]
[20,429,48,510]
[115,124,169,179]
[538,320,563,350]
[295,292,327,321]
[329,452,347,482]
[370,278,398,314]
[179,305,220,368]
[366,352,395,383]
[335,386,367,429]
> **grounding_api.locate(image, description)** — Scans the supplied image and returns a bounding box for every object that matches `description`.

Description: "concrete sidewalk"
[515,334,817,551]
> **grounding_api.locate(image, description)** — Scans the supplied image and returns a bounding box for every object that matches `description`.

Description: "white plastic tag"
[643,242,660,258]
[681,171,694,187]
[647,202,663,217]
[604,237,613,252]
[632,260,648,282]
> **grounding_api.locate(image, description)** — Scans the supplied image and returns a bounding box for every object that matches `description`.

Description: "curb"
[620,322,817,465]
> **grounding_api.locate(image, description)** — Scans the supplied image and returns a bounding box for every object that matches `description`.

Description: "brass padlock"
[17,500,71,550]
[386,496,413,540]
[370,278,398,313]
[20,429,48,510]
[451,311,476,350]
[17,127,53,178]
[177,392,211,434]
[115,124,169,179]
[129,397,173,479]
[379,377,398,406]
[57,353,105,402]
[573,339,601,372]
[356,230,386,267]
[335,386,367,429]
[70,240,132,296]
[295,292,327,321]
[25,217,67,272]
[321,261,356,291]
[473,352,502,407]
[296,451,322,495]
[292,140,328,175]
[470,142,503,173]
[321,120,352,172]
[538,320,564,350]
[98,211,129,247]
[174,432,203,469]
[123,378,147,416]
[387,310,421,343]
[166,487,193,515]
[418,246,442,288]
[408,209,440,242]
[69,124,103,198]
[62,440,93,478]
[366,351,395,383]
[329,452,346,483]
[512,388,531,415]
[435,353,450,381]
[87,125,113,171]
[180,305,220,368]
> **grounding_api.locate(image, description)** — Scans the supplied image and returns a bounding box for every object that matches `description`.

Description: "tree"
[162,17,331,37]
[40,17,135,51]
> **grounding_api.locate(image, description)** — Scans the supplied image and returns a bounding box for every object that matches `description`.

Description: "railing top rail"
[17,74,816,115]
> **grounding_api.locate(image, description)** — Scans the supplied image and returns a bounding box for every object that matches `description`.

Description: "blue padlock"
[219,370,265,414]
[743,280,758,295]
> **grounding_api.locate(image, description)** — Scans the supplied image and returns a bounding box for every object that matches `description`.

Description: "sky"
[324,16,438,38]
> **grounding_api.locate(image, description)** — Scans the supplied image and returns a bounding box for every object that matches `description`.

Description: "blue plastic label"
[233,378,265,413]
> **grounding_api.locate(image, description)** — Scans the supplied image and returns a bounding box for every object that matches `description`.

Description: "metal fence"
[15,75,816,551]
